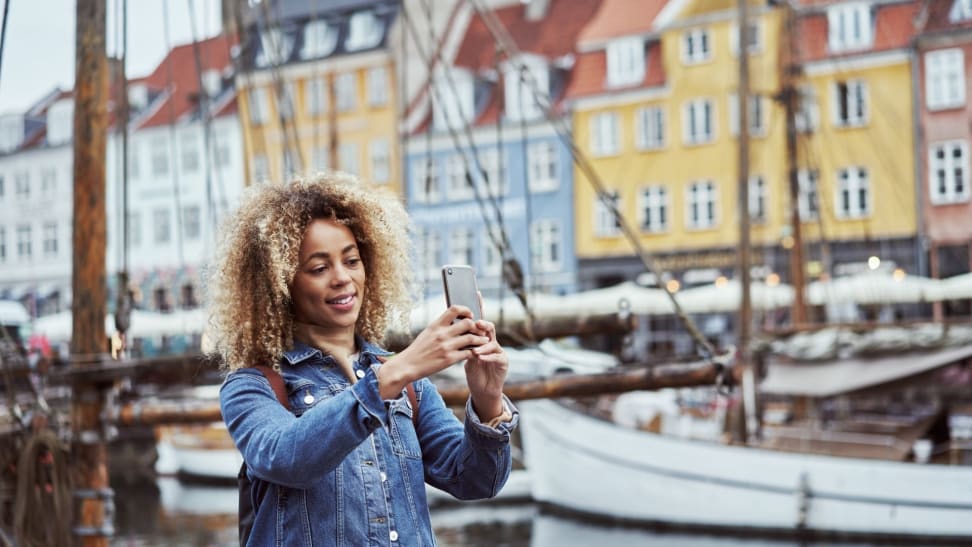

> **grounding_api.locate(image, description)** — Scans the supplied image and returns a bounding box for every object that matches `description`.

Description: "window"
[127,212,141,246]
[591,112,620,157]
[682,28,711,64]
[925,49,965,110]
[151,136,169,176]
[929,140,969,204]
[183,205,201,240]
[153,209,171,243]
[306,77,328,115]
[482,226,504,278]
[836,166,870,218]
[301,20,338,59]
[0,227,5,262]
[40,168,56,196]
[729,94,767,137]
[277,82,296,121]
[412,158,441,204]
[339,142,359,175]
[730,21,762,56]
[369,139,390,183]
[0,116,22,153]
[827,3,873,52]
[606,37,645,88]
[639,186,668,233]
[0,175,4,200]
[594,190,621,237]
[687,180,718,229]
[449,227,475,266]
[284,148,300,176]
[129,143,140,179]
[252,154,270,183]
[950,0,972,22]
[636,106,665,150]
[214,131,231,167]
[367,67,389,107]
[181,132,199,173]
[42,222,57,258]
[335,73,356,112]
[795,85,819,133]
[748,175,766,223]
[256,28,293,67]
[479,148,508,198]
[432,68,474,131]
[798,169,819,221]
[530,220,561,273]
[249,88,269,124]
[346,11,383,52]
[180,283,198,309]
[833,80,868,127]
[446,154,470,201]
[313,147,330,171]
[683,99,714,144]
[416,227,441,280]
[528,141,558,192]
[504,56,548,122]
[16,224,31,260]
[14,172,29,200]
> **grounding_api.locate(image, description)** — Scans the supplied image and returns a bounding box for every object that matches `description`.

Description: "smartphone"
[442,265,483,321]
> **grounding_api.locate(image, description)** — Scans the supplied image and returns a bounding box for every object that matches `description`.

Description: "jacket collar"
[281,334,393,367]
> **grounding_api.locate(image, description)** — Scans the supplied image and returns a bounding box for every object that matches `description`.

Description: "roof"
[577,0,668,46]
[762,343,972,398]
[920,0,972,35]
[795,0,921,63]
[135,35,236,130]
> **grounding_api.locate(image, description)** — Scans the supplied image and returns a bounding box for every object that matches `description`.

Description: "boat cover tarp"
[761,343,972,397]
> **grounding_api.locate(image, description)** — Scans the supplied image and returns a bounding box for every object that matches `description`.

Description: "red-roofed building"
[0,33,248,328]
[915,0,972,318]
[403,0,602,298]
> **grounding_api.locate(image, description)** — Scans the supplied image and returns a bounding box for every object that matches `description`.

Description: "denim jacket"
[219,337,519,546]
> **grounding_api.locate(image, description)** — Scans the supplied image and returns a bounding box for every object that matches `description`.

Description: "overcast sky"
[0,0,223,115]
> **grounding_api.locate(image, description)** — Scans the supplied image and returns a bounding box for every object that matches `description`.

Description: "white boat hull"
[520,399,972,539]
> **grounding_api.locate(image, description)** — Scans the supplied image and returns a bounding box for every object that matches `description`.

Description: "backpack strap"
[250,365,291,410]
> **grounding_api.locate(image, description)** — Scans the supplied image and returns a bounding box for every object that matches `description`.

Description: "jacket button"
[380,472,387,482]
[303,393,315,404]
[389,530,398,541]
[355,369,365,379]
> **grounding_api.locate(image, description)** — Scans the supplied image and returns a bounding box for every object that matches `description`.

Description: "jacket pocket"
[388,398,421,459]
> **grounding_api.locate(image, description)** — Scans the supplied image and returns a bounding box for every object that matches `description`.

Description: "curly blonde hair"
[207,171,414,371]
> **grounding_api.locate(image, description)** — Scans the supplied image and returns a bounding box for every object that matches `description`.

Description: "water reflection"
[109,477,904,547]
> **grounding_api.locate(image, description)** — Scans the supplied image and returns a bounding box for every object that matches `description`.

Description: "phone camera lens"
[447,268,453,275]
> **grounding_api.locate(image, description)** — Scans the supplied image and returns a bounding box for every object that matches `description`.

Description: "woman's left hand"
[464,319,508,420]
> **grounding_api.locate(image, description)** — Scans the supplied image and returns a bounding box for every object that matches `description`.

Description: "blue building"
[402,0,599,300]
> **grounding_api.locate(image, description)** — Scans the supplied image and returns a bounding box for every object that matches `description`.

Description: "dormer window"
[950,0,972,22]
[202,69,222,97]
[0,115,24,153]
[432,67,474,131]
[504,55,549,122]
[346,11,383,52]
[128,84,149,111]
[606,37,645,88]
[47,100,74,145]
[302,20,338,59]
[256,28,293,67]
[827,3,873,53]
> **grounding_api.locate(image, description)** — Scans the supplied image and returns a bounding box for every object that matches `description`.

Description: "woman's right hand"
[376,305,489,398]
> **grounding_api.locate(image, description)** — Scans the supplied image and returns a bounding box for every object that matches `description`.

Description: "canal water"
[109,476,907,546]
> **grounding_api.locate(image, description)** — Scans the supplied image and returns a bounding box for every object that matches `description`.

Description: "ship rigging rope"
[0,0,9,92]
[464,0,718,361]
[13,429,72,547]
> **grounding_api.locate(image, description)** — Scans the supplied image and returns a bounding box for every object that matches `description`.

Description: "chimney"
[525,0,550,21]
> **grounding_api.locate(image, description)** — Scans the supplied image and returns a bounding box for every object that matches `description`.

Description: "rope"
[13,429,72,547]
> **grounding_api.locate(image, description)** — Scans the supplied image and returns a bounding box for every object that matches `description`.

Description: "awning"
[760,343,972,398]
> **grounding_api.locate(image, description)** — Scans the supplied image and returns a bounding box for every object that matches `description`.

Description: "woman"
[211,172,517,546]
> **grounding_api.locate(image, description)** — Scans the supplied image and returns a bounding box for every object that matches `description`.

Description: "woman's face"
[290,218,366,334]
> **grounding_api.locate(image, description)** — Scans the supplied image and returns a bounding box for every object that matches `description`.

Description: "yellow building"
[235,2,401,195]
[569,0,920,289]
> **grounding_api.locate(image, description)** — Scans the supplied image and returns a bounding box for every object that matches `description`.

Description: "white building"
[0,35,245,319]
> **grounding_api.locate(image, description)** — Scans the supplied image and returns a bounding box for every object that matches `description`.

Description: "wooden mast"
[70,0,112,543]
